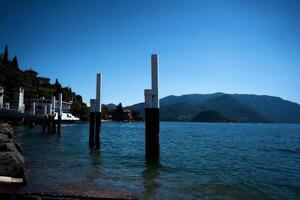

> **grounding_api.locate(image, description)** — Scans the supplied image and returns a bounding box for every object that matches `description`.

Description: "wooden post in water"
[144,54,160,163]
[89,74,102,149]
[57,93,62,134]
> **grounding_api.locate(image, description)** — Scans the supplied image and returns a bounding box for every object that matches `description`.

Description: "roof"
[23,69,38,75]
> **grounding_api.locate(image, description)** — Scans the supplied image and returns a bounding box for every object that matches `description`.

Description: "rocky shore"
[0,122,26,180]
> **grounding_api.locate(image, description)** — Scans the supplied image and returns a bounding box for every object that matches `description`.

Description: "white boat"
[54,112,80,122]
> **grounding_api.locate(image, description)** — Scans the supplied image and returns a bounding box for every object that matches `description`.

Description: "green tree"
[113,103,124,121]
[2,45,8,65]
[71,95,88,120]
[54,79,62,97]
[12,56,19,70]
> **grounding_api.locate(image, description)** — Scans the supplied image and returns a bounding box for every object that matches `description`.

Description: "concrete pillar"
[51,96,56,116]
[151,54,159,108]
[144,54,160,163]
[95,74,102,149]
[57,93,62,134]
[44,105,48,117]
[32,102,36,115]
[89,73,102,149]
[89,99,96,148]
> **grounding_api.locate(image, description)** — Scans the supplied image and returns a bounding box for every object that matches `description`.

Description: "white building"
[13,87,25,113]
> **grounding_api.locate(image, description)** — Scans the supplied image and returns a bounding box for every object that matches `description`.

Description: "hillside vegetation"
[0,45,88,119]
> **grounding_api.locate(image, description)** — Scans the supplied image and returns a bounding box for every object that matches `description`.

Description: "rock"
[0,123,26,179]
[0,152,25,177]
[0,142,25,166]
[11,135,23,152]
[0,133,10,143]
[0,123,15,138]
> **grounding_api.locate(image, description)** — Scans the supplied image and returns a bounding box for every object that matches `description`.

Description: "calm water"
[16,122,300,200]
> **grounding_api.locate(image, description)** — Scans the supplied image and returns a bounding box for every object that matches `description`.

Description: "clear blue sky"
[1,0,299,106]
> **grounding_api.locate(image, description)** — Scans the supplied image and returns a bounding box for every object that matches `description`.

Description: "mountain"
[192,110,231,122]
[128,93,300,123]
[231,94,300,123]
[103,103,117,109]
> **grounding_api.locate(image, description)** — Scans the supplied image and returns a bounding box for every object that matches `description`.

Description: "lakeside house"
[23,68,50,85]
[100,104,142,122]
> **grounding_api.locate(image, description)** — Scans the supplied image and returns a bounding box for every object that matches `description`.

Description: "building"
[38,77,50,85]
[123,109,133,120]
[23,69,38,79]
[12,87,25,113]
[30,96,72,116]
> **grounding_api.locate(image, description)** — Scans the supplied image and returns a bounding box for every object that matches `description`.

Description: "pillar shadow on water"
[87,149,102,183]
[142,162,161,199]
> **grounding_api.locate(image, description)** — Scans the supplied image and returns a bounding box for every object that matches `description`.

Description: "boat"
[54,111,80,123]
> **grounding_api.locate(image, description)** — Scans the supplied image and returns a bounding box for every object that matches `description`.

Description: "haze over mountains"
[128,93,300,123]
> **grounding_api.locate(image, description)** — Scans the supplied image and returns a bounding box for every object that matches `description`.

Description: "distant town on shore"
[1,45,300,124]
[0,45,142,122]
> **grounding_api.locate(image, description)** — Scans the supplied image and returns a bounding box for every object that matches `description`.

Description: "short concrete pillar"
[144,54,160,163]
[89,73,102,149]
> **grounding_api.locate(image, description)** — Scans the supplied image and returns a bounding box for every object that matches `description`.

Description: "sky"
[0,0,299,106]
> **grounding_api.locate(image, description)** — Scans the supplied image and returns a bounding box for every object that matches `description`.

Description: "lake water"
[16,122,300,200]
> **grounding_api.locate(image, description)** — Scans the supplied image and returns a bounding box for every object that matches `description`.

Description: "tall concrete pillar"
[89,73,102,149]
[144,54,160,163]
[95,73,102,149]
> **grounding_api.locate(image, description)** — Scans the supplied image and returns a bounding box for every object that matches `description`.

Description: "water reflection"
[87,149,102,182]
[142,162,160,199]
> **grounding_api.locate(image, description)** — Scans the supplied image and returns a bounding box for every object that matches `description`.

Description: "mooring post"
[51,96,56,130]
[46,116,50,134]
[57,93,62,134]
[30,101,36,128]
[89,73,102,149]
[44,104,48,117]
[89,99,96,148]
[95,73,102,149]
[42,117,46,133]
[144,54,160,163]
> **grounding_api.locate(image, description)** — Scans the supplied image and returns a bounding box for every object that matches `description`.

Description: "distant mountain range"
[127,93,300,123]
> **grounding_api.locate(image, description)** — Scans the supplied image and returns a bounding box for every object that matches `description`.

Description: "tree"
[12,56,19,70]
[116,103,123,113]
[2,45,8,65]
[113,103,124,121]
[71,95,88,120]
[54,79,62,97]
